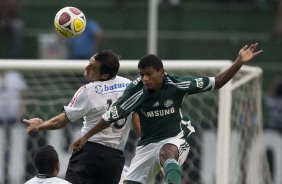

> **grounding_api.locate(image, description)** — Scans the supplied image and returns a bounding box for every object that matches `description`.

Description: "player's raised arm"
[214,43,263,89]
[23,112,69,133]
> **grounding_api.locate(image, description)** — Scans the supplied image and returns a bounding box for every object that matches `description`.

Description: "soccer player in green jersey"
[70,43,263,184]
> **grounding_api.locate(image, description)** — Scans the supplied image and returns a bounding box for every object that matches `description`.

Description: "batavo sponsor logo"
[95,83,129,94]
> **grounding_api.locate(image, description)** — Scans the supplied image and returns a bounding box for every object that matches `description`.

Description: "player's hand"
[23,118,44,133]
[69,136,88,153]
[237,43,263,64]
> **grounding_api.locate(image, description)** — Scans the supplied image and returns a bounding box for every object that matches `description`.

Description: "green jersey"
[103,73,215,146]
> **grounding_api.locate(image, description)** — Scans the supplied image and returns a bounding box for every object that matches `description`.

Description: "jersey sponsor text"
[141,107,175,117]
[104,83,128,91]
[95,83,129,94]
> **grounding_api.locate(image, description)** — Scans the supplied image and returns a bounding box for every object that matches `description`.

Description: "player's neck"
[36,174,55,178]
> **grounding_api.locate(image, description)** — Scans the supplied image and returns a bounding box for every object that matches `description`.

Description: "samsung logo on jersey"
[95,83,129,94]
[141,107,175,117]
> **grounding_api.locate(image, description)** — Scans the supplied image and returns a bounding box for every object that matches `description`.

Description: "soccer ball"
[54,7,86,38]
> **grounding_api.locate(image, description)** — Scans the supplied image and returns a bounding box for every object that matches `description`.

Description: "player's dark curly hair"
[33,145,59,175]
[94,50,120,80]
[138,54,163,71]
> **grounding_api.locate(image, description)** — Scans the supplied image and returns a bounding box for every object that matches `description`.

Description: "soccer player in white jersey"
[24,50,140,184]
[25,145,71,184]
[70,43,263,184]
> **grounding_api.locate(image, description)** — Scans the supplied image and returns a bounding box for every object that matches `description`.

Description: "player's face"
[139,67,164,92]
[84,57,102,81]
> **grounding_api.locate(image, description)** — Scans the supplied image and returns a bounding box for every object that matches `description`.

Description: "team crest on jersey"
[195,78,204,88]
[164,99,173,107]
[95,85,103,94]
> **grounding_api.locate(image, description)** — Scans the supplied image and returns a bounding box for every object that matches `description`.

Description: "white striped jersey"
[64,75,131,151]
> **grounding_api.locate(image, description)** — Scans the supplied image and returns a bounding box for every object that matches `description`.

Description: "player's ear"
[101,73,110,80]
[159,68,165,77]
[54,161,60,176]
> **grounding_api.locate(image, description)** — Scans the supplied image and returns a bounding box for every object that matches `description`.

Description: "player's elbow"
[214,80,224,89]
[214,75,227,89]
[53,113,69,129]
[215,82,224,89]
[59,121,68,128]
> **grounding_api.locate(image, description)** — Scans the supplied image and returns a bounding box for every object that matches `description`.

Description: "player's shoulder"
[124,77,143,92]
[24,177,71,184]
[75,84,89,93]
[51,177,72,184]
[166,73,194,83]
[102,75,131,89]
[166,73,184,80]
[24,177,36,184]
[114,75,131,83]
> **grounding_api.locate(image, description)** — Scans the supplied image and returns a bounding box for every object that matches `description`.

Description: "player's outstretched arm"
[215,43,263,89]
[23,112,69,133]
[69,118,110,151]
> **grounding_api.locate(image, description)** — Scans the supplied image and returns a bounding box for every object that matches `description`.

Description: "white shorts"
[124,132,190,184]
[119,165,129,184]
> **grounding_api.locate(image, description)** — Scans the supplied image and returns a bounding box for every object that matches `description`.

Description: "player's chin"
[144,85,154,92]
[143,85,150,90]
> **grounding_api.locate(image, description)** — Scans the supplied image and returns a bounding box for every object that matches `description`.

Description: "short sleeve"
[176,76,215,95]
[64,85,91,122]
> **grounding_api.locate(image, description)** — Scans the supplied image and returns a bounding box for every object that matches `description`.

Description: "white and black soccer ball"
[54,6,86,38]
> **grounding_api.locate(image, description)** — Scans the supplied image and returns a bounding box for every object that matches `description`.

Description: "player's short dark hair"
[33,145,59,175]
[94,50,120,80]
[138,54,163,71]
